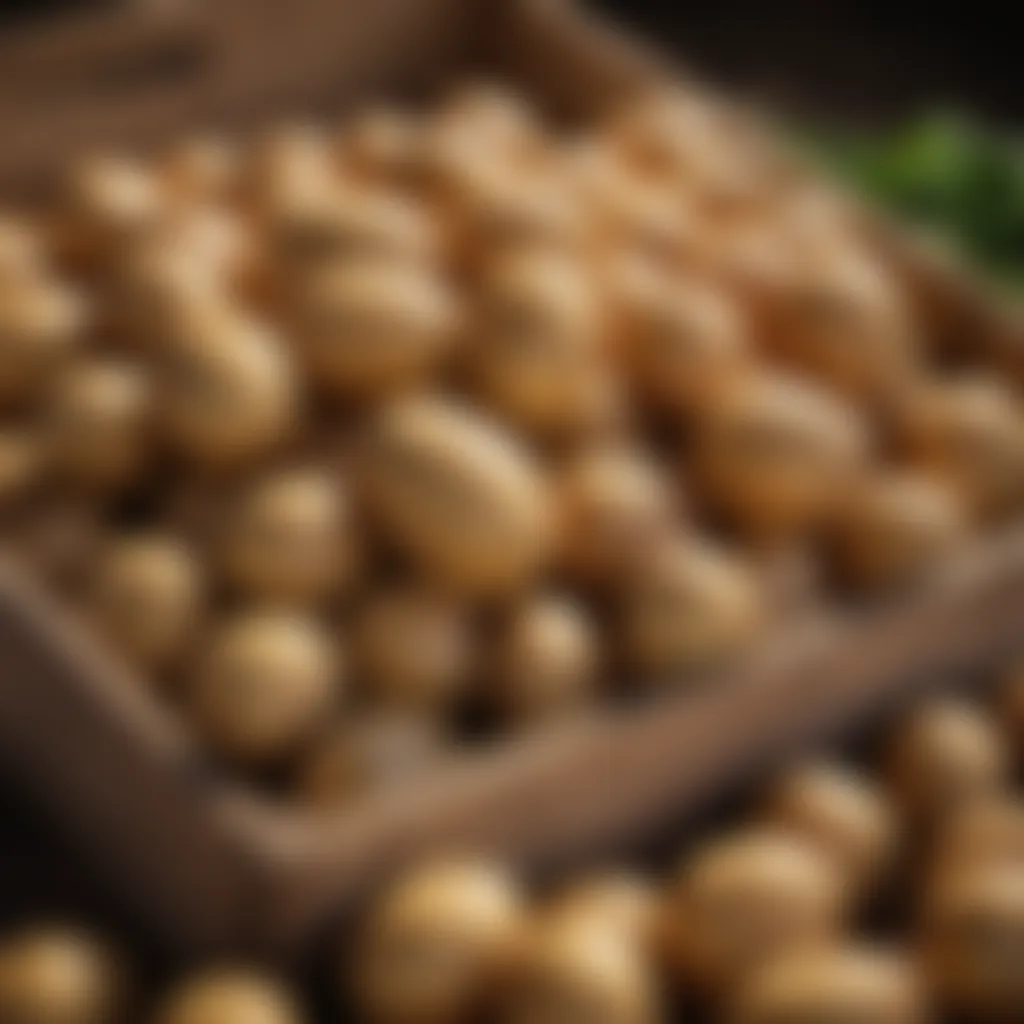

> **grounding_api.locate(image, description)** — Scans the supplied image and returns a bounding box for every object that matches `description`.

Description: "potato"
[932,798,1024,879]
[294,258,459,399]
[921,863,1024,1018]
[826,471,966,591]
[85,533,204,674]
[758,761,898,893]
[883,700,1010,828]
[0,427,43,510]
[160,135,239,205]
[732,945,926,1024]
[0,924,127,1024]
[490,594,599,725]
[240,123,336,218]
[189,610,339,767]
[556,446,677,588]
[44,359,151,492]
[0,214,46,284]
[542,871,659,951]
[694,372,869,541]
[0,279,85,408]
[893,377,1024,521]
[360,396,552,596]
[219,466,355,605]
[159,302,300,467]
[501,915,661,1024]
[352,859,523,1024]
[619,536,762,681]
[154,968,305,1024]
[341,108,422,184]
[663,829,847,995]
[353,585,474,711]
[298,712,443,805]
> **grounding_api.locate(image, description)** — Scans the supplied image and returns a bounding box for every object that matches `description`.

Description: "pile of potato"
[3,665,1023,1022]
[3,83,1024,796]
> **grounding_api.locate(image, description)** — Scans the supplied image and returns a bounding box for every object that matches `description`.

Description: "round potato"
[154,968,305,1024]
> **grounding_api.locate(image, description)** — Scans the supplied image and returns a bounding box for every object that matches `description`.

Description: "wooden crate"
[1,0,1023,961]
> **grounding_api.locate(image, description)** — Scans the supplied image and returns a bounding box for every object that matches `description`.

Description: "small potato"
[84,534,204,675]
[341,108,422,184]
[431,83,543,162]
[556,447,677,588]
[826,471,966,592]
[501,916,662,1024]
[294,258,459,399]
[219,466,355,605]
[883,700,1010,828]
[154,967,306,1024]
[542,871,659,951]
[44,359,151,492]
[611,258,750,415]
[0,279,85,408]
[921,863,1024,1019]
[160,135,239,205]
[189,610,339,767]
[0,924,127,1024]
[353,859,523,1024]
[0,427,43,509]
[297,712,443,805]
[663,829,847,995]
[619,537,762,681]
[491,594,599,725]
[732,945,927,1024]
[694,372,869,541]
[932,798,1024,879]
[763,250,919,401]
[758,761,898,893]
[471,249,621,442]
[0,214,46,284]
[353,586,474,712]
[360,396,552,596]
[893,377,1024,520]
[241,123,336,218]
[159,302,300,467]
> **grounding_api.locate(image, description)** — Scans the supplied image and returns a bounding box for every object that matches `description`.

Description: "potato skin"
[153,968,306,1024]
[360,396,552,596]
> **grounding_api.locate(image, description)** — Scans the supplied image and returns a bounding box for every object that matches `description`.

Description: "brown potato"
[883,700,1010,828]
[297,712,443,805]
[84,533,204,675]
[219,466,355,605]
[663,829,847,995]
[352,859,523,1024]
[240,123,336,219]
[0,924,127,1024]
[160,135,239,205]
[189,610,339,768]
[44,359,151,492]
[294,258,459,398]
[360,396,552,596]
[0,279,85,408]
[758,761,898,893]
[341,108,422,184]
[931,798,1024,878]
[0,214,46,284]
[542,871,659,952]
[731,945,927,1024]
[501,915,662,1024]
[619,536,762,681]
[921,863,1024,1019]
[353,585,474,712]
[491,594,599,725]
[0,427,43,510]
[826,471,966,591]
[153,967,305,1024]
[556,446,677,588]
[159,302,300,467]
[694,372,869,541]
[893,377,1024,521]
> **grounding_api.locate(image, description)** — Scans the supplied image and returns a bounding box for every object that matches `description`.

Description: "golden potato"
[85,533,204,674]
[154,968,305,1024]
[619,536,762,681]
[694,372,869,541]
[491,594,599,724]
[732,944,926,1024]
[294,258,459,398]
[219,466,355,605]
[758,761,898,893]
[44,359,151,492]
[353,585,474,711]
[341,107,422,184]
[160,135,239,205]
[542,871,659,951]
[663,829,847,995]
[189,610,339,767]
[883,700,1010,828]
[0,924,126,1024]
[352,859,523,1024]
[360,396,552,596]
